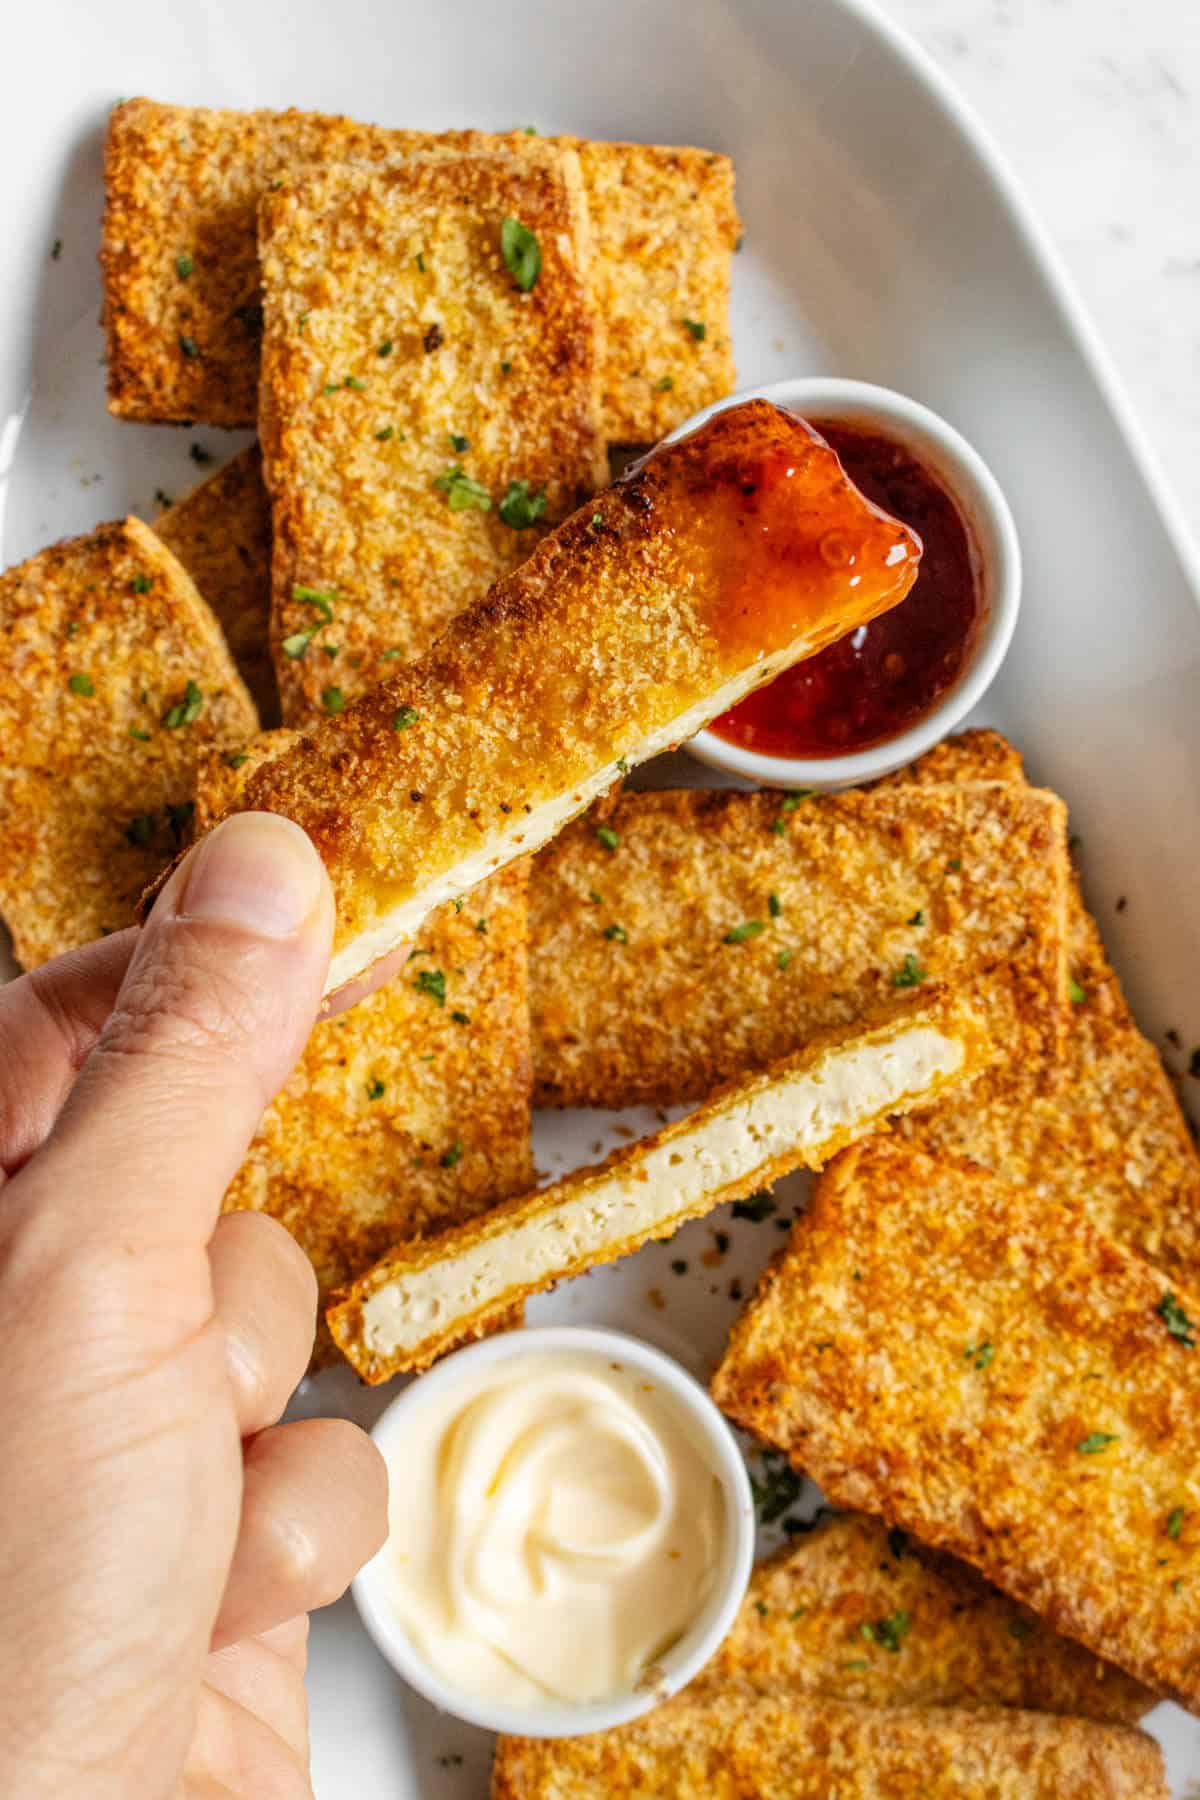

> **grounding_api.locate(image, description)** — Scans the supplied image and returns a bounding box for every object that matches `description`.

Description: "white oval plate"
[1,1,1198,1794]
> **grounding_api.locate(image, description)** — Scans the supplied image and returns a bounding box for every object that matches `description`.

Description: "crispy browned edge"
[325,978,1003,1380]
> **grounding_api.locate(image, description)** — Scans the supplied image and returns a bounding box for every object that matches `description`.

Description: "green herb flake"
[724,919,765,944]
[603,923,629,944]
[1158,1291,1197,1348]
[179,334,199,359]
[1076,1432,1119,1455]
[475,918,488,933]
[908,909,925,927]
[281,629,316,660]
[128,726,151,742]
[946,857,962,872]
[777,949,792,970]
[500,216,541,291]
[1069,978,1087,1005]
[451,1009,471,1024]
[124,813,156,848]
[377,339,393,357]
[163,679,203,729]
[392,705,419,732]
[682,317,707,341]
[596,825,620,852]
[440,1140,464,1169]
[131,573,152,594]
[500,359,512,374]
[189,442,212,466]
[732,1192,776,1223]
[154,489,173,508]
[842,1659,869,1672]
[323,644,340,660]
[51,238,63,260]
[225,751,249,769]
[448,432,470,454]
[434,464,492,512]
[871,1609,912,1654]
[498,478,548,530]
[414,968,447,1006]
[375,425,395,442]
[656,375,675,392]
[1168,1507,1186,1540]
[768,891,783,918]
[322,686,345,715]
[749,1450,804,1525]
[415,251,426,272]
[68,672,93,696]
[964,1340,995,1370]
[366,1078,385,1101]
[292,584,336,621]
[176,251,194,279]
[754,1601,769,1618]
[892,953,927,988]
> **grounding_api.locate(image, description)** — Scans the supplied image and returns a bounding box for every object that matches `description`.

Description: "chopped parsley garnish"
[131,573,152,594]
[129,726,151,742]
[732,1192,776,1223]
[68,672,93,696]
[500,216,541,291]
[155,489,173,508]
[163,679,203,729]
[189,442,212,466]
[964,1340,995,1370]
[1068,978,1087,1005]
[451,1009,470,1024]
[225,751,249,769]
[445,433,471,455]
[754,1601,769,1618]
[440,1140,464,1168]
[498,479,548,529]
[377,339,393,357]
[1168,1507,1186,1540]
[724,919,765,944]
[393,706,419,731]
[863,1609,911,1654]
[947,857,962,872]
[770,790,814,834]
[322,686,345,714]
[375,425,395,441]
[344,374,366,391]
[603,923,629,943]
[682,317,707,340]
[415,252,425,273]
[124,813,155,847]
[768,891,782,918]
[414,968,447,1005]
[1158,1291,1197,1348]
[434,465,492,511]
[475,918,488,933]
[892,953,927,988]
[323,644,340,659]
[281,629,316,659]
[500,359,512,374]
[366,1078,385,1100]
[595,825,620,852]
[749,1450,804,1525]
[179,334,199,358]
[176,251,194,279]
[656,375,675,392]
[1076,1432,1119,1455]
[908,909,925,927]
[842,1659,869,1672]
[292,583,336,620]
[51,238,62,260]
[777,949,792,970]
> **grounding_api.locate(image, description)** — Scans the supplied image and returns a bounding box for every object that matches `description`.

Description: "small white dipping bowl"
[674,377,1022,790]
[352,1325,755,1740]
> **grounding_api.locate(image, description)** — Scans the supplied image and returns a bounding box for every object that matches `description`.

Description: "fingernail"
[178,813,325,940]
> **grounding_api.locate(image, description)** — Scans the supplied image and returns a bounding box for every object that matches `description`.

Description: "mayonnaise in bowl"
[353,1326,755,1738]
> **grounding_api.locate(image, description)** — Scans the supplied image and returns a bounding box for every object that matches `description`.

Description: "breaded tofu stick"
[101,99,738,441]
[713,1137,1200,1710]
[883,731,1200,1287]
[529,778,1069,1107]
[258,150,607,721]
[155,445,277,723]
[192,735,533,1366]
[0,518,256,967]
[327,980,1003,1380]
[491,1690,1166,1800]
[700,1512,1150,1722]
[143,401,921,994]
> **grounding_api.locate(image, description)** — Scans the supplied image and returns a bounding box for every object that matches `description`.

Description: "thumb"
[15,812,333,1254]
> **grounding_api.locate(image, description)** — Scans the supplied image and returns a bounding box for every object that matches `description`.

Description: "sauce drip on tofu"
[711,417,979,757]
[620,401,921,667]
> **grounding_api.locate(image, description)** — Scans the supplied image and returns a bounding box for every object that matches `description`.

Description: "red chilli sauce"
[709,418,982,758]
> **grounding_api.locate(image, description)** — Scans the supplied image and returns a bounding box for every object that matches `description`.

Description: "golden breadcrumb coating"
[142,401,920,995]
[491,1690,1165,1799]
[713,1137,1200,1710]
[529,778,1068,1107]
[0,517,256,967]
[258,149,607,721]
[698,1512,1149,1722]
[155,445,277,723]
[101,99,738,441]
[327,979,1005,1381]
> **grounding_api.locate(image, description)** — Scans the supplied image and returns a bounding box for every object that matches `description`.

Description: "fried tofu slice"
[529,778,1069,1108]
[0,518,256,967]
[259,150,607,722]
[193,735,532,1365]
[327,979,1005,1379]
[142,401,920,994]
[713,1136,1200,1710]
[101,99,738,442]
[155,445,277,724]
[700,1513,1149,1722]
[491,1690,1166,1799]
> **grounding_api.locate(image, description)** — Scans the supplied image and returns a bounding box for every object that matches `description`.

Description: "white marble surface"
[883,0,1200,543]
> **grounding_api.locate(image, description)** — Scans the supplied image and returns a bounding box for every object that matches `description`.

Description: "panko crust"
[258,149,607,721]
[491,1690,1165,1799]
[0,517,256,967]
[101,99,738,441]
[529,778,1069,1107]
[155,444,277,723]
[699,1512,1149,1723]
[712,1137,1200,1710]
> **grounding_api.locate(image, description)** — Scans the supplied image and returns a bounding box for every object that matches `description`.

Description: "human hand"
[0,813,389,1799]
